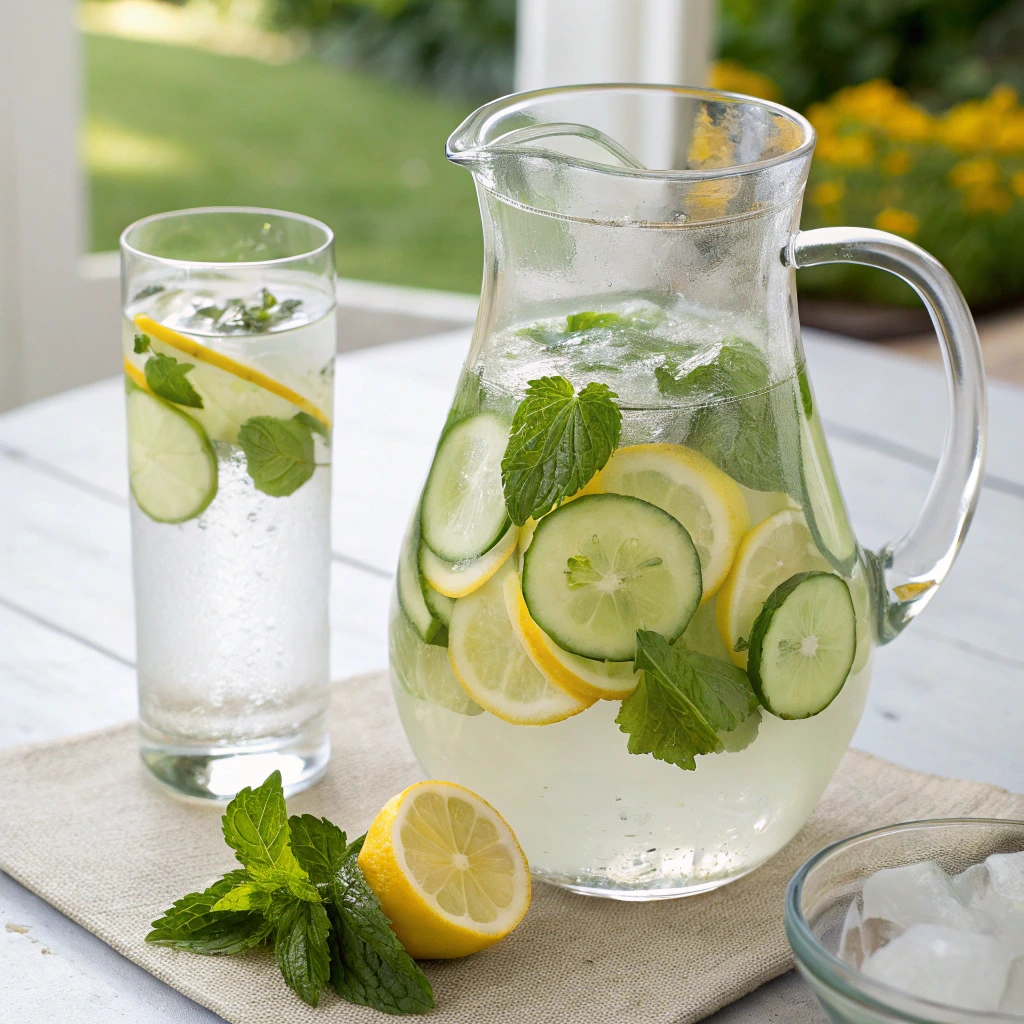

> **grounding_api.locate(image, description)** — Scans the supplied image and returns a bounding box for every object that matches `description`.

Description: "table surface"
[3,325,1024,1023]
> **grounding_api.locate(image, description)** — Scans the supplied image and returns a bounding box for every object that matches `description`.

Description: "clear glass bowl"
[786,819,1024,1024]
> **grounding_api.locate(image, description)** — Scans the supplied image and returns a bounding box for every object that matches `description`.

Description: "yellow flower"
[874,207,920,237]
[1012,171,1024,198]
[962,186,1013,214]
[949,157,1000,189]
[987,85,1019,115]
[710,60,780,102]
[882,150,912,175]
[811,180,846,206]
[994,118,1024,154]
[817,133,874,167]
[827,80,933,141]
[807,102,840,136]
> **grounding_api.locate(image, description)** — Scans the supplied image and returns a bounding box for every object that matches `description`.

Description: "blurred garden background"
[83,0,1024,327]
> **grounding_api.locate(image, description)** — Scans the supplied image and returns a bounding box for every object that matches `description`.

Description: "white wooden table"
[3,326,1023,1023]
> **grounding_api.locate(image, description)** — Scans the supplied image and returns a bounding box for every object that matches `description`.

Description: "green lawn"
[84,33,483,292]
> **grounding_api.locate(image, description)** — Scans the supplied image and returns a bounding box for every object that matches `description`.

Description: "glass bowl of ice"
[787,819,1024,1022]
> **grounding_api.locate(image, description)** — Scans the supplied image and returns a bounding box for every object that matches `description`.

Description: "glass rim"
[120,206,335,270]
[447,82,817,181]
[785,817,1024,1024]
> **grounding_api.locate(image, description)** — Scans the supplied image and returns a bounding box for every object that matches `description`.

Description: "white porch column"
[0,0,120,412]
[515,0,715,93]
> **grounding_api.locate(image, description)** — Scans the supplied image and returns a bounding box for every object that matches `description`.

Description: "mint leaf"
[133,333,151,354]
[501,376,621,526]
[132,284,165,302]
[293,411,330,442]
[718,706,761,753]
[146,870,272,954]
[617,631,759,770]
[273,896,332,1007]
[238,416,316,497]
[212,882,272,913]
[328,836,434,1015]
[222,770,307,884]
[144,351,203,408]
[656,339,800,494]
[288,814,348,888]
[565,311,623,331]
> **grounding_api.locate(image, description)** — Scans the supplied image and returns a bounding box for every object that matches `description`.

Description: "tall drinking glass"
[120,208,336,800]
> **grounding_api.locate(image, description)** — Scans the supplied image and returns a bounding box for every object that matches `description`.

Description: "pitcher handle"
[784,227,987,644]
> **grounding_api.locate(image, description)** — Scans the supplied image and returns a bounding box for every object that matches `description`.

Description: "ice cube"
[862,924,1012,1012]
[861,917,904,957]
[1000,958,1024,1015]
[951,862,989,906]
[839,898,863,968]
[861,860,981,932]
[988,852,1024,905]
[974,852,1024,955]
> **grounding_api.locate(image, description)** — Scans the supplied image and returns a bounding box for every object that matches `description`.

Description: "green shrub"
[719,0,1024,111]
[271,0,515,99]
[799,79,1024,309]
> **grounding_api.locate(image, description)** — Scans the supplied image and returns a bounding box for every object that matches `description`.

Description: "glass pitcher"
[387,85,986,900]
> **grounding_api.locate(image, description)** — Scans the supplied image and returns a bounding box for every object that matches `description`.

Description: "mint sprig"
[616,631,759,770]
[501,375,621,526]
[146,771,434,1014]
[142,349,204,409]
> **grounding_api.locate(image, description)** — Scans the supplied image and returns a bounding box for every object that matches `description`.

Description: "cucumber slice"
[799,409,858,575]
[521,493,702,662]
[127,387,218,523]
[396,512,446,644]
[423,580,454,627]
[748,570,856,719]
[420,413,511,562]
[389,602,482,716]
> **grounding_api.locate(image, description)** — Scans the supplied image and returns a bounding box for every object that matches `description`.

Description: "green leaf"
[221,770,307,884]
[328,837,434,1015]
[617,631,759,770]
[292,411,330,441]
[146,871,272,955]
[133,333,151,354]
[132,284,165,302]
[238,416,317,497]
[212,882,272,913]
[144,351,204,409]
[656,340,799,493]
[565,311,624,331]
[288,814,348,888]
[273,896,332,1007]
[717,706,761,753]
[501,376,621,526]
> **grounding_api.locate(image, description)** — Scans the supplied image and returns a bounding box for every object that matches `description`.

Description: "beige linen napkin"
[2,670,1023,1024]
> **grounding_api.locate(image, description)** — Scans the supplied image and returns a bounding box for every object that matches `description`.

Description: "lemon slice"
[504,572,639,701]
[447,565,593,724]
[131,314,331,442]
[716,508,831,668]
[420,524,517,599]
[593,444,749,602]
[358,780,531,959]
